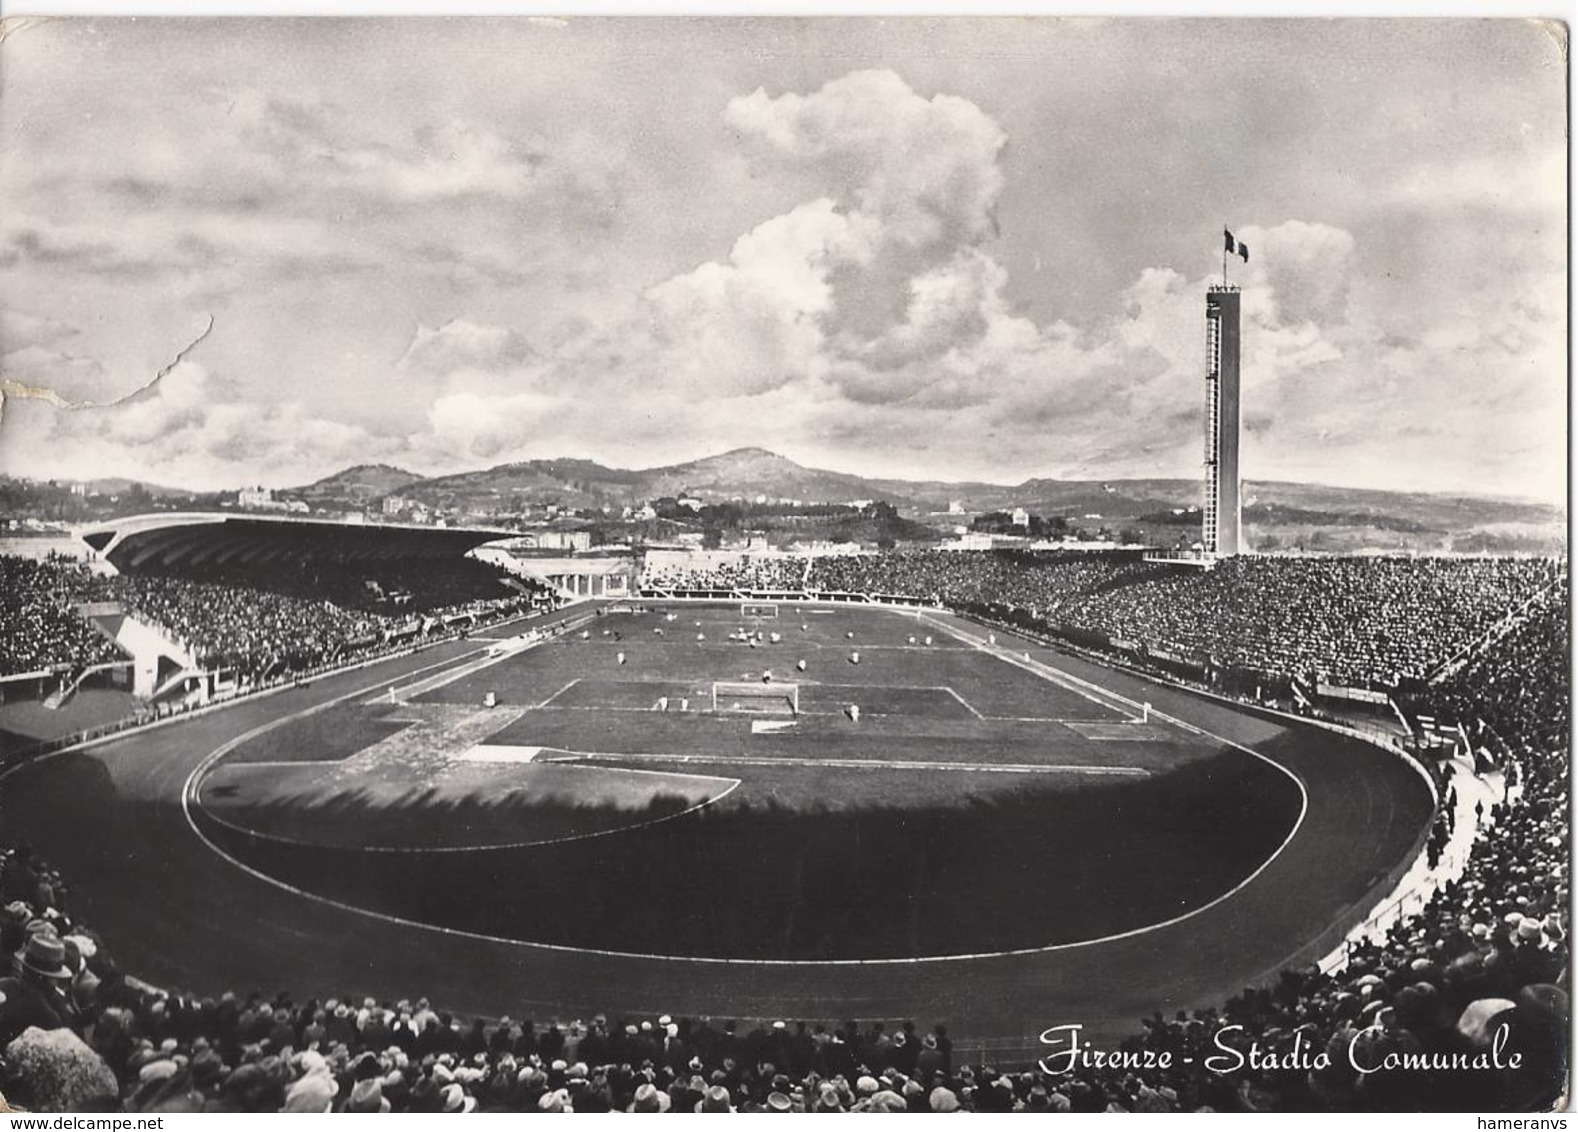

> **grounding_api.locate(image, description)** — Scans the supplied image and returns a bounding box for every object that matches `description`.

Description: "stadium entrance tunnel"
[192,744,1301,961]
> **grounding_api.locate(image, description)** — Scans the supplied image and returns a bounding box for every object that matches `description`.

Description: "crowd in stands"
[642,550,1563,692]
[808,549,1155,612]
[641,551,810,594]
[0,560,1567,1112]
[94,574,388,676]
[1061,555,1562,688]
[0,554,549,683]
[1403,587,1571,752]
[0,556,125,677]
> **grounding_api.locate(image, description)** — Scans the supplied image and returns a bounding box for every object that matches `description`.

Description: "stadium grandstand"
[0,514,556,754]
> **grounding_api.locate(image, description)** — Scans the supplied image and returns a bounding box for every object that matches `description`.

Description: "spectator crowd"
[641,551,811,594]
[0,555,551,682]
[0,565,1566,1112]
[641,550,1563,692]
[0,556,124,677]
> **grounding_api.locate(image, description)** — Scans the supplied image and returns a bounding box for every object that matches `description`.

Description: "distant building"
[1010,507,1030,527]
[237,486,305,513]
[948,500,965,515]
[382,495,407,516]
[678,497,704,512]
[514,529,592,553]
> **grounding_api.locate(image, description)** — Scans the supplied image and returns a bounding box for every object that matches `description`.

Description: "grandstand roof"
[80,512,512,573]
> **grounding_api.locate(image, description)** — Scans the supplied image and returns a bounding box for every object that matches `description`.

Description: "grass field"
[194,603,1302,960]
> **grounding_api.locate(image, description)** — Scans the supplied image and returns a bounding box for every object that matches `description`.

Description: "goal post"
[740,602,779,619]
[711,680,799,716]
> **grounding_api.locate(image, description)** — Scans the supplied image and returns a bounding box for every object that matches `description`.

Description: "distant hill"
[292,464,423,504]
[4,448,1561,555]
[78,477,191,499]
[402,458,646,512]
[639,448,905,505]
[260,452,1573,554]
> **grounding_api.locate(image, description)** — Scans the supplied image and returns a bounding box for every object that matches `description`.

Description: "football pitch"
[191,603,1301,961]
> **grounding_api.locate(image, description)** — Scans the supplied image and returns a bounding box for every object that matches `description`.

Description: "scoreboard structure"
[1204,285,1243,557]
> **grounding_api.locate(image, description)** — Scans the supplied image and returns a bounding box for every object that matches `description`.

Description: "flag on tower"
[1223,228,1236,252]
[1239,241,1249,263]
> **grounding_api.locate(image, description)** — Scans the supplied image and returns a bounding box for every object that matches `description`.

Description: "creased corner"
[0,16,52,48]
[0,314,214,416]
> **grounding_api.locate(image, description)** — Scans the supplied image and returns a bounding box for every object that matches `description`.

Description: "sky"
[0,17,1566,502]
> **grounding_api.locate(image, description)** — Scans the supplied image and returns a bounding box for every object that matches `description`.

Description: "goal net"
[740,602,779,618]
[712,680,799,716]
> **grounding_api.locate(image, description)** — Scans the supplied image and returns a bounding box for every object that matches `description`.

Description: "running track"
[0,605,1432,1055]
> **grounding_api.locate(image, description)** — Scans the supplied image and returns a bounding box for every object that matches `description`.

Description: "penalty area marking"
[937,685,985,719]
[917,612,1145,722]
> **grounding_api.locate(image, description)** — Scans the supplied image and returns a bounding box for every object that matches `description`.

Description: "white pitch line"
[937,685,985,719]
[546,751,1147,776]
[917,612,1144,721]
[536,678,581,709]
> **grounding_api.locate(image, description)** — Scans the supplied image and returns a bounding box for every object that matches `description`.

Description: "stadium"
[0,17,1567,1118]
[0,502,1567,1112]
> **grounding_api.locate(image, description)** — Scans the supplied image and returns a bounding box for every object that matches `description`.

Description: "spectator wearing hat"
[0,931,80,1045]
[342,1076,390,1113]
[695,1084,733,1112]
[440,1082,477,1113]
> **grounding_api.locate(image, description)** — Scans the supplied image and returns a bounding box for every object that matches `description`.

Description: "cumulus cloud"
[726,70,1005,251]
[424,389,564,462]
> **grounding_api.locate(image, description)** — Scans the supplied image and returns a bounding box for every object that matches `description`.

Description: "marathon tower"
[1203,285,1242,557]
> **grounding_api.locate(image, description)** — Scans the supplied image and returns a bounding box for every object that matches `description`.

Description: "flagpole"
[1222,220,1228,286]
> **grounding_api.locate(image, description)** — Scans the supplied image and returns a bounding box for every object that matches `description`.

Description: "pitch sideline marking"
[549,751,1145,776]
